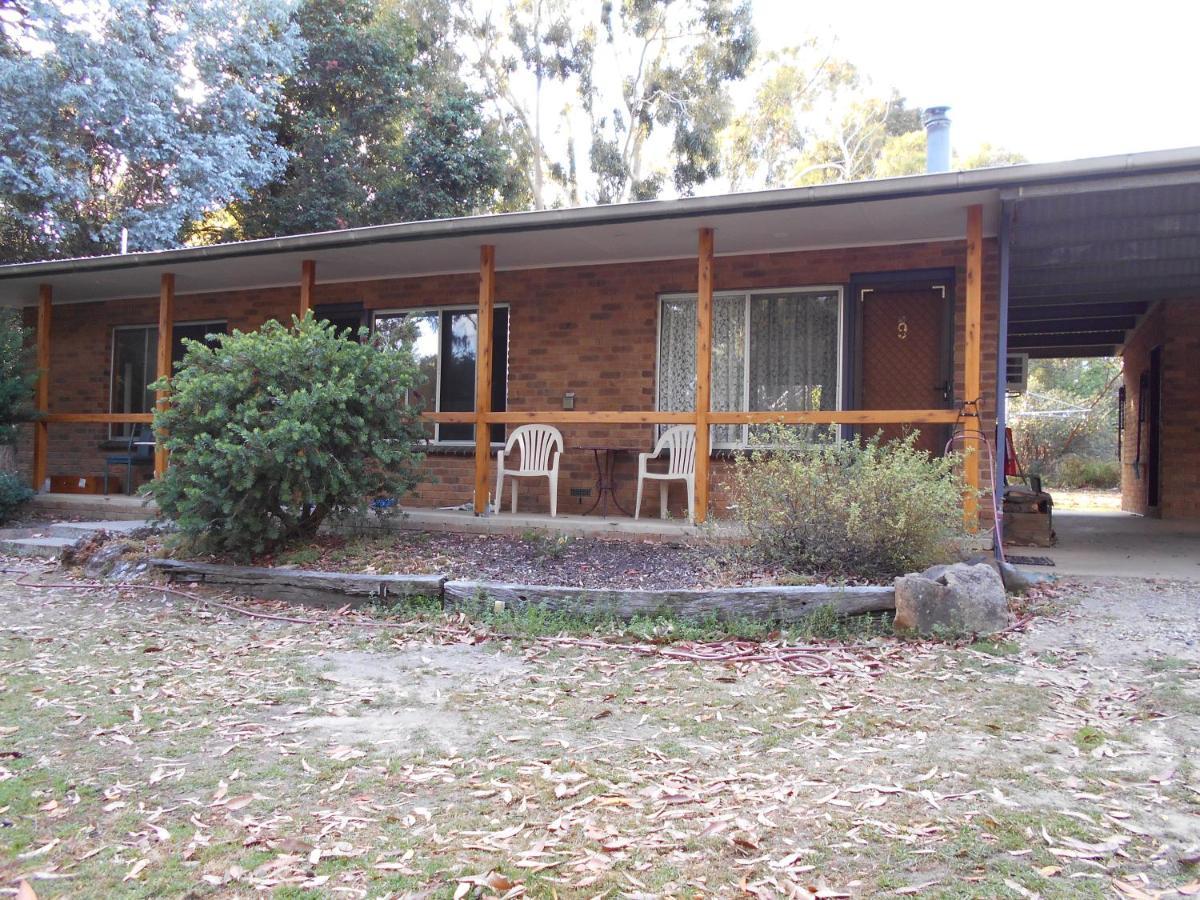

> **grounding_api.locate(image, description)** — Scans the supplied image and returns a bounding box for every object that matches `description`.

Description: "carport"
[998,165,1200,572]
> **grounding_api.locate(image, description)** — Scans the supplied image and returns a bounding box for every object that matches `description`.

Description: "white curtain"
[748,291,840,441]
[657,299,695,417]
[657,296,744,445]
[659,290,840,445]
[710,296,745,444]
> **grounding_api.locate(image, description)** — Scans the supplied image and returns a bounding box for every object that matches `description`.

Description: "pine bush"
[150,314,427,556]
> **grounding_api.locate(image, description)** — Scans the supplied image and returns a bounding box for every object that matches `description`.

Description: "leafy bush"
[0,471,33,524]
[0,309,36,446]
[150,314,427,556]
[726,429,971,582]
[1048,454,1120,490]
[1009,357,1121,481]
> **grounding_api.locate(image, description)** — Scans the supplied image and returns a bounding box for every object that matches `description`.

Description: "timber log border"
[150,558,894,624]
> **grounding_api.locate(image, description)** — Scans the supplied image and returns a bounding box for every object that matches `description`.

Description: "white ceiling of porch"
[0,189,1001,306]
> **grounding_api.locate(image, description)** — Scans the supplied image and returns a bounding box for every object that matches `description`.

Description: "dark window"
[110,322,226,438]
[313,303,366,340]
[373,307,509,443]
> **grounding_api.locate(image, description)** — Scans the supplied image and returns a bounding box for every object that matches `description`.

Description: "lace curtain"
[748,291,840,441]
[657,296,744,444]
[657,299,696,416]
[658,290,840,445]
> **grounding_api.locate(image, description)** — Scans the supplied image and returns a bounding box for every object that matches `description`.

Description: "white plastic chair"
[635,425,697,523]
[494,424,564,517]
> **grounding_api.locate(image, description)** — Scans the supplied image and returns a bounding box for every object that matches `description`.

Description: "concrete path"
[1016,510,1200,580]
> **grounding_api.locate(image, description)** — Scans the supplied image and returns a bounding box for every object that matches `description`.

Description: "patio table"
[573,444,643,518]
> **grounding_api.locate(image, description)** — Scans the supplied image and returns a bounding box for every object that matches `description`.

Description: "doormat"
[1007,555,1055,567]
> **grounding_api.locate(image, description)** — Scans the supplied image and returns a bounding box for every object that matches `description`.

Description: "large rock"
[960,552,1039,595]
[893,562,1011,638]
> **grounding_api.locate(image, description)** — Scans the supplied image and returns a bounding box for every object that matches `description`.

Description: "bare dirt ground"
[1,570,1199,898]
[249,531,788,591]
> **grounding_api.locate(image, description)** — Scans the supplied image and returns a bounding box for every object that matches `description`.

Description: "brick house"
[2,147,1198,529]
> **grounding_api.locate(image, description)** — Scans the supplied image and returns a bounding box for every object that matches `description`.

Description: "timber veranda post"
[32,284,51,491]
[963,204,984,530]
[474,245,496,515]
[694,228,714,524]
[299,259,315,319]
[154,273,175,478]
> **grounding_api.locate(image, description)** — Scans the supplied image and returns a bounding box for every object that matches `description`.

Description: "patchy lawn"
[2,571,1199,898]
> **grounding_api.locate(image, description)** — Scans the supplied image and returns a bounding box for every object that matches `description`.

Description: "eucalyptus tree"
[232,0,514,238]
[0,0,302,261]
[584,0,757,203]
[469,0,590,209]
[468,0,756,207]
[721,40,1022,189]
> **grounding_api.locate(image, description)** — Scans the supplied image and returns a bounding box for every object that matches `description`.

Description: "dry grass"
[1048,489,1122,512]
[1,572,1198,898]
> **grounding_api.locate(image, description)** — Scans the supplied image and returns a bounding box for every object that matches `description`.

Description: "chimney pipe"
[922,106,952,174]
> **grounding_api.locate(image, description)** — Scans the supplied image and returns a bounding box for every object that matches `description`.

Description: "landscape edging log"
[149,559,896,622]
[150,559,444,609]
[443,580,894,624]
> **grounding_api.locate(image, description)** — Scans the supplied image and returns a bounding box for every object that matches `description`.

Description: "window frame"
[655,286,845,448]
[108,319,227,440]
[371,303,511,447]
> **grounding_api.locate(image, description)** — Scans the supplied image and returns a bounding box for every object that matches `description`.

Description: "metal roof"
[1007,179,1200,357]
[2,145,1200,361]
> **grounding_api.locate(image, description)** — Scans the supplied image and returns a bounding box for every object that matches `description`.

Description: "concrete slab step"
[0,536,78,559]
[47,520,151,539]
[31,493,155,522]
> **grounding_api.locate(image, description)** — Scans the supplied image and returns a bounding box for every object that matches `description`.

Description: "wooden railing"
[424,410,964,426]
[30,203,985,528]
[42,413,154,424]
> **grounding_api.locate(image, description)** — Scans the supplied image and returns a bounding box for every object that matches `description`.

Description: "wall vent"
[1006,352,1029,394]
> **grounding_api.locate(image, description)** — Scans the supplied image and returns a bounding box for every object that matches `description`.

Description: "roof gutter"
[3,146,1200,282]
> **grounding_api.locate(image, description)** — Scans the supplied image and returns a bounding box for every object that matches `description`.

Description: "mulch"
[254,530,793,591]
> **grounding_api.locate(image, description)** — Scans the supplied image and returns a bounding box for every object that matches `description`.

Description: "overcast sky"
[754,0,1200,163]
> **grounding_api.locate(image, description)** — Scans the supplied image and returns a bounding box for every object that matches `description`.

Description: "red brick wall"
[17,238,999,517]
[1120,299,1200,518]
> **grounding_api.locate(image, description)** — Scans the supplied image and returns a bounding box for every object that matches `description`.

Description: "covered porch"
[2,173,1006,529]
[1017,509,1200,579]
[22,491,718,541]
[7,147,1200,539]
[999,165,1200,570]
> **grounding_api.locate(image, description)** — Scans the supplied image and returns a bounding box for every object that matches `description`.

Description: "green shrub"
[150,314,427,556]
[0,471,33,524]
[726,429,971,582]
[0,309,36,446]
[1047,454,1119,490]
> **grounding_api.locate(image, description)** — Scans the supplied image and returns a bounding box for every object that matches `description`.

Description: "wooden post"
[963,204,984,529]
[993,201,1013,554]
[299,259,315,319]
[154,273,175,478]
[473,245,496,515]
[31,284,51,491]
[693,228,714,524]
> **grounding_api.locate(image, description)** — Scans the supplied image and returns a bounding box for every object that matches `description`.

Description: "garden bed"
[150,556,895,625]
[249,530,812,591]
[142,528,902,626]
